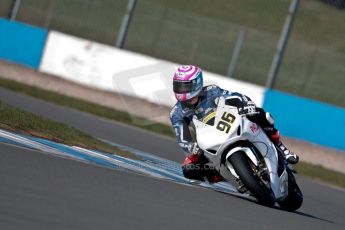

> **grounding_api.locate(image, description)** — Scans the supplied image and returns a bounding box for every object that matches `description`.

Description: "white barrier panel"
[40,31,265,107]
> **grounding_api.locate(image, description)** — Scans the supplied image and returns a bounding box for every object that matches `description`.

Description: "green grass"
[0,78,174,137]
[0,100,135,158]
[296,162,345,189]
[1,0,344,107]
[8,0,340,107]
[1,77,345,189]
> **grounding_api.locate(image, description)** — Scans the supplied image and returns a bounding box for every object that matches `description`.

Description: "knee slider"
[182,163,205,180]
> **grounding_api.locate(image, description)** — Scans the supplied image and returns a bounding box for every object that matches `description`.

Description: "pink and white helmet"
[173,65,203,102]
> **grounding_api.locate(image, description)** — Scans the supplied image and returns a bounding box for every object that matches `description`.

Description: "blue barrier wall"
[264,90,345,151]
[0,18,47,69]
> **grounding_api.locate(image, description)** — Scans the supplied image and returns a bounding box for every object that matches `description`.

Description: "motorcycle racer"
[170,65,299,183]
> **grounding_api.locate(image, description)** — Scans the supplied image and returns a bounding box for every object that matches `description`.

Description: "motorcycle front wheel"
[229,151,276,207]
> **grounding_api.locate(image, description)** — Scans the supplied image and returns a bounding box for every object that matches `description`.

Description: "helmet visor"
[173,80,196,94]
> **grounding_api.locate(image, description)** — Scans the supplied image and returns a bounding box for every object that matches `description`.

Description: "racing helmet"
[173,65,203,102]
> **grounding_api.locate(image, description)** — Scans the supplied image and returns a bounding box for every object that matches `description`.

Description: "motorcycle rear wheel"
[229,151,276,206]
[277,172,303,211]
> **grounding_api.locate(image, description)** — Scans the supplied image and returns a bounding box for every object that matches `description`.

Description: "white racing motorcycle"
[193,97,303,211]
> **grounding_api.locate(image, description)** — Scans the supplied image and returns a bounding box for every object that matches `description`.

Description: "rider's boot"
[271,130,299,164]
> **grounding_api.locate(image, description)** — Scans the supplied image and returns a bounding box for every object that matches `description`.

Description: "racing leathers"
[170,85,298,182]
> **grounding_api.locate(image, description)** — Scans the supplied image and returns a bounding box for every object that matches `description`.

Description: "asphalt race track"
[1,88,345,230]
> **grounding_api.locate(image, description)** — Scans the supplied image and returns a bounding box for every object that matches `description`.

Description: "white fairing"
[193,97,288,201]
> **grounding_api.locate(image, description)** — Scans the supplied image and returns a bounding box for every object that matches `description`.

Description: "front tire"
[229,151,276,206]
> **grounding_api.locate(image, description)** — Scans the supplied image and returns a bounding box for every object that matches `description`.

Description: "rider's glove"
[189,143,203,155]
[238,103,259,116]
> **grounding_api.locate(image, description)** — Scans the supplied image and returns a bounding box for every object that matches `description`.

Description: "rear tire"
[229,151,276,206]
[277,172,303,211]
